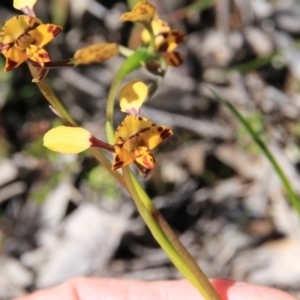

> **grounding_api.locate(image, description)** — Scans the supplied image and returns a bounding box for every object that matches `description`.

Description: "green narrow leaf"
[211,88,300,217]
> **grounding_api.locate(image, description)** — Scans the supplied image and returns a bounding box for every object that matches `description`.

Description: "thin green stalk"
[38,81,77,126]
[145,24,156,53]
[118,45,134,57]
[123,167,221,300]
[227,52,275,74]
[211,89,300,216]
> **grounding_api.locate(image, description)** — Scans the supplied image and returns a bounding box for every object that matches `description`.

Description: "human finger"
[13,277,298,300]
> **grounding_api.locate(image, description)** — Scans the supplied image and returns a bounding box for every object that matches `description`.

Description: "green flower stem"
[118,45,134,57]
[123,166,221,300]
[38,80,77,126]
[145,23,156,53]
[211,89,300,216]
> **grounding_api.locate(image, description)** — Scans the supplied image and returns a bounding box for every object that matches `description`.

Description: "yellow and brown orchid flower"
[0,15,62,72]
[120,1,185,67]
[142,19,186,67]
[112,115,172,175]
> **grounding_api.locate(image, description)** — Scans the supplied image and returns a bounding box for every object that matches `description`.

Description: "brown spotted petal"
[0,16,42,52]
[73,43,119,65]
[120,1,157,24]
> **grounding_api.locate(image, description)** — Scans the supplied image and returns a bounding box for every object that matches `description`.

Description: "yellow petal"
[114,115,152,143]
[73,43,119,65]
[135,148,156,170]
[141,18,170,44]
[112,144,136,170]
[4,46,28,71]
[119,80,148,114]
[114,115,173,150]
[43,126,92,154]
[29,24,62,48]
[0,16,41,48]
[27,45,51,67]
[139,123,173,149]
[13,0,37,15]
[14,0,37,9]
[120,1,156,24]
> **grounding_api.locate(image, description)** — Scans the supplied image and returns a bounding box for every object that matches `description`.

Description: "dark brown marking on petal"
[38,52,51,60]
[157,126,163,132]
[161,32,168,39]
[172,30,186,44]
[32,21,40,28]
[160,128,172,140]
[5,58,18,71]
[112,159,124,170]
[138,127,150,134]
[138,117,143,121]
[47,25,62,37]
[157,41,168,53]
